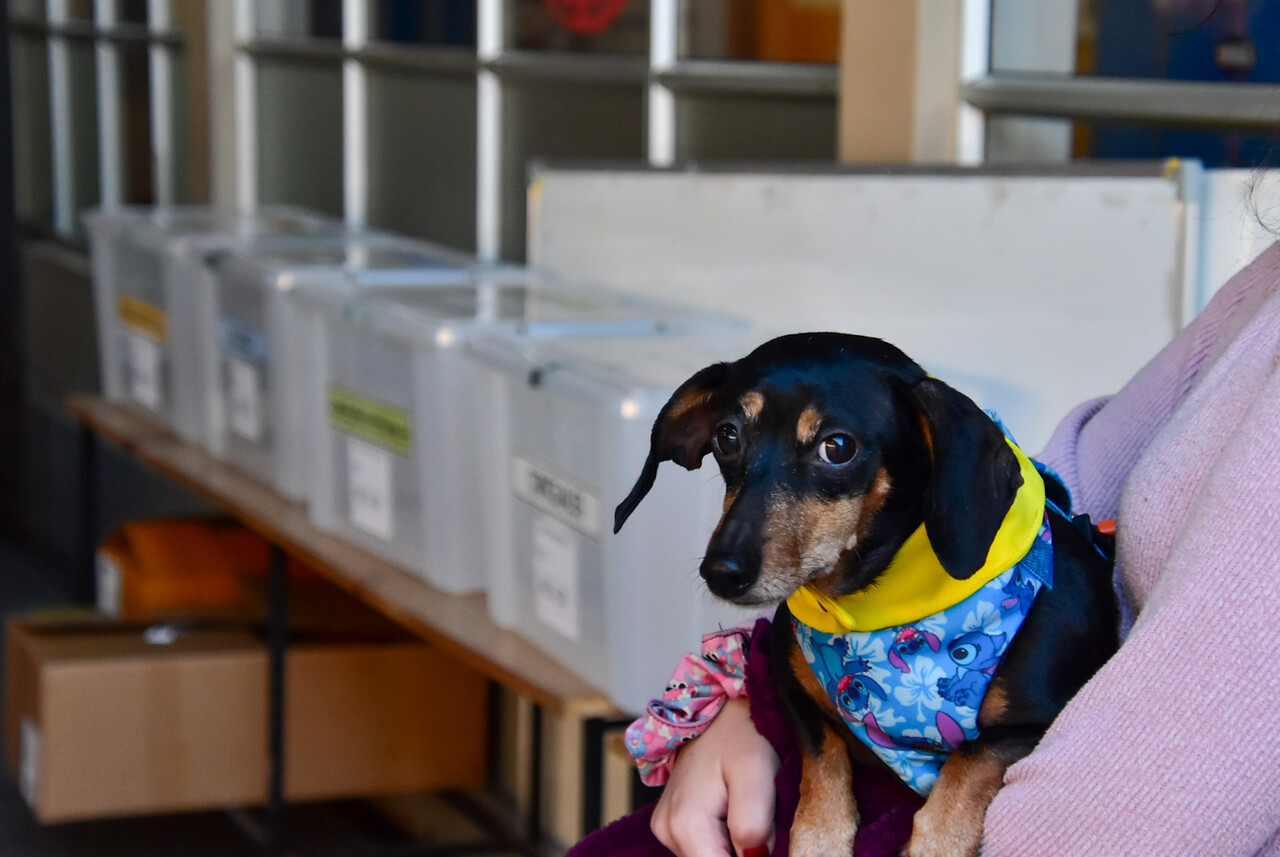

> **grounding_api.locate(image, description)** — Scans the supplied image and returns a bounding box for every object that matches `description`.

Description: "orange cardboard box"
[95,517,316,621]
[4,612,488,823]
[756,0,840,63]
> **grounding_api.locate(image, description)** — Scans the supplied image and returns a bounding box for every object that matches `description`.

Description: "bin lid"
[468,329,763,415]
[210,234,488,293]
[83,205,345,251]
[299,275,718,347]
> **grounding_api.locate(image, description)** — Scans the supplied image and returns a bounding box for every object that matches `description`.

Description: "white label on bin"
[19,718,39,809]
[532,513,580,641]
[95,551,123,617]
[128,332,162,411]
[227,357,264,442]
[511,454,601,540]
[348,436,394,540]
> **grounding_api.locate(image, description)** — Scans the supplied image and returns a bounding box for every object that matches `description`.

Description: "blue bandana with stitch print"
[792,509,1054,796]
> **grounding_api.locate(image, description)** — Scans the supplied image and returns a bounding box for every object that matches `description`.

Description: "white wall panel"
[528,164,1202,452]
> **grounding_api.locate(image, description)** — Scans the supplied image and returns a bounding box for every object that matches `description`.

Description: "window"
[10,0,188,235]
[11,0,840,260]
[971,0,1280,165]
[236,0,838,259]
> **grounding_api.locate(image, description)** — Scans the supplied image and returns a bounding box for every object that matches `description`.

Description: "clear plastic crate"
[297,277,703,596]
[467,333,764,712]
[82,205,342,443]
[202,234,484,501]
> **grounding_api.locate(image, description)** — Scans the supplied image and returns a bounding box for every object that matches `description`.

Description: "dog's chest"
[793,514,1054,796]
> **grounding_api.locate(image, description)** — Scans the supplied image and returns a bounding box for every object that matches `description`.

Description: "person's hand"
[650,697,780,857]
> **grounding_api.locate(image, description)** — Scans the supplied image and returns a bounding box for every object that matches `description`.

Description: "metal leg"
[630,769,663,813]
[580,718,606,837]
[79,422,98,603]
[528,704,543,848]
[266,542,289,857]
[580,717,635,837]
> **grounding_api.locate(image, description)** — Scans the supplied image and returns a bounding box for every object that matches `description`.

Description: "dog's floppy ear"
[908,378,1022,579]
[614,361,732,533]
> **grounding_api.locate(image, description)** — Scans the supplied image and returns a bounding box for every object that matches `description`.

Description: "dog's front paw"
[899,797,983,857]
[790,813,857,857]
[900,824,981,857]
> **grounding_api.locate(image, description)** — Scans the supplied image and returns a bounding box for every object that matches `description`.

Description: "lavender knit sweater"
[982,241,1280,856]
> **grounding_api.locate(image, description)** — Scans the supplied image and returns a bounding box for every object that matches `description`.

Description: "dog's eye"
[817,433,857,466]
[713,423,741,457]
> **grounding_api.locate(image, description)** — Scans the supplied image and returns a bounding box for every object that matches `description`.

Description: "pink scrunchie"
[623,627,750,786]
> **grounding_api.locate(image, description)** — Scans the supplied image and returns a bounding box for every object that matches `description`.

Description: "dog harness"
[787,438,1054,796]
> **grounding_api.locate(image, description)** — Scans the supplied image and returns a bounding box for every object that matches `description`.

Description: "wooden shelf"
[67,393,618,720]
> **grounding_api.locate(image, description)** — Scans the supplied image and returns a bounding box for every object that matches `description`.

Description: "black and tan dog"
[614,333,1118,857]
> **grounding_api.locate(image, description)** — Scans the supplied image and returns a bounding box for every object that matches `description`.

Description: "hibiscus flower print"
[911,769,938,795]
[893,656,947,718]
[960,594,1005,636]
[867,704,905,730]
[796,628,820,666]
[878,751,921,786]
[843,630,891,684]
[868,743,940,797]
[914,612,948,644]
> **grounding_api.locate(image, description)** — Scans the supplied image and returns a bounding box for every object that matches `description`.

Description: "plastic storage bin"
[299,278,691,595]
[467,333,763,713]
[83,205,341,444]
[203,235,481,501]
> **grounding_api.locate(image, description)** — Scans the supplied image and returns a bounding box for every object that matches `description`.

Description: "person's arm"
[1035,242,1280,520]
[983,364,1280,856]
[649,697,779,857]
[624,624,781,857]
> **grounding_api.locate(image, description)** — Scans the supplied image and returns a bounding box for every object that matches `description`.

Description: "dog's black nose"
[701,555,754,599]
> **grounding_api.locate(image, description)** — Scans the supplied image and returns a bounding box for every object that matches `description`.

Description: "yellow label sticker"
[117,296,168,343]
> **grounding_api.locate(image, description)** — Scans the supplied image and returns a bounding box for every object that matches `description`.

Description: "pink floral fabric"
[624,627,751,786]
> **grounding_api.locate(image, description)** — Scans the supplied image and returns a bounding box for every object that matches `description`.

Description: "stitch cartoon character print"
[793,513,1055,796]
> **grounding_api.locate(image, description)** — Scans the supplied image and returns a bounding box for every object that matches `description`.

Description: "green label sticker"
[328,387,412,457]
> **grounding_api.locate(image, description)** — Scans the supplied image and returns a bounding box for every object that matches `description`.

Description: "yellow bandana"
[787,440,1045,634]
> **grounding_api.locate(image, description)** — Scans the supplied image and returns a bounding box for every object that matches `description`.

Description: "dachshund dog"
[614,333,1118,857]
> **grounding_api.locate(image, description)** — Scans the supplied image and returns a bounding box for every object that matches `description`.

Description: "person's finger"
[655,787,735,857]
[724,743,778,856]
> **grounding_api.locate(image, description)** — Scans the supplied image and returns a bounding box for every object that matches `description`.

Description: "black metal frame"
[578,715,636,836]
[266,544,289,856]
[1,9,23,540]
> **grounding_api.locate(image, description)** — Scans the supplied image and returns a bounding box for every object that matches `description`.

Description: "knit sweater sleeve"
[1033,250,1272,520]
[982,331,1280,856]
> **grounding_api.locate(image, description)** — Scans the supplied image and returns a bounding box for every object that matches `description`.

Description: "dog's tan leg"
[901,737,1027,857]
[790,721,858,857]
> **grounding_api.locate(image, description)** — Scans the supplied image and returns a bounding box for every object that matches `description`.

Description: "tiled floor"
[0,539,529,857]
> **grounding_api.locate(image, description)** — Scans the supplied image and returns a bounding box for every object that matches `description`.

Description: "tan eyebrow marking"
[740,391,765,422]
[796,406,824,445]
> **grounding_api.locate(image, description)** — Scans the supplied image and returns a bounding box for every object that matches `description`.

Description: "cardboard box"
[94,517,419,640]
[283,639,487,803]
[756,0,840,63]
[95,517,316,622]
[4,613,488,823]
